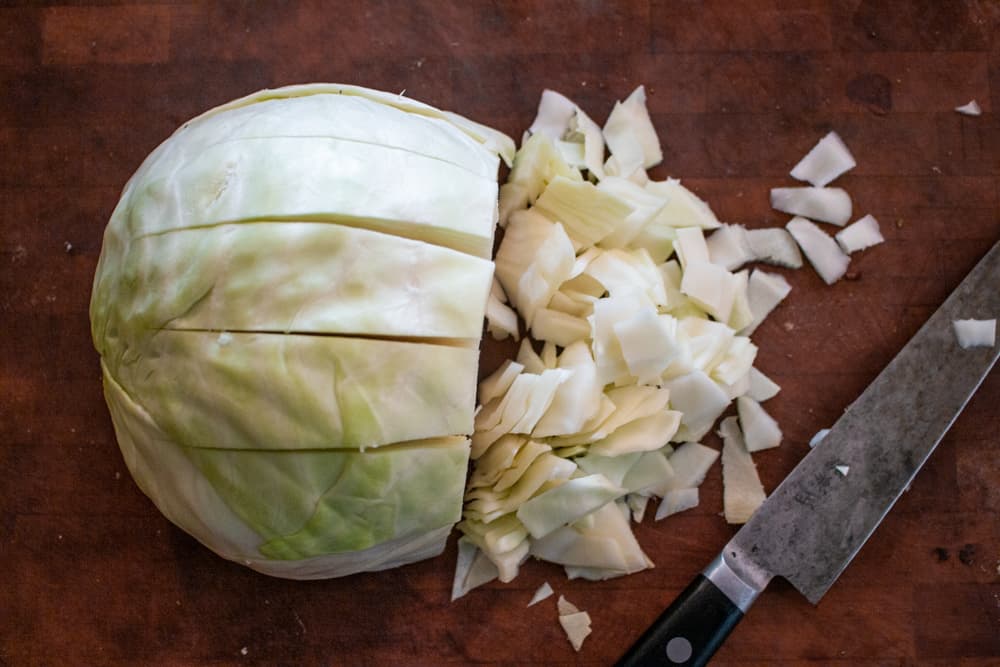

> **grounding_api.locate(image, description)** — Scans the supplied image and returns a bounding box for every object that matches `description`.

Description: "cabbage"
[91,84,511,578]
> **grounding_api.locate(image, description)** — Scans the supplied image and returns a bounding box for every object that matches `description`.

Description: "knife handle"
[616,554,761,667]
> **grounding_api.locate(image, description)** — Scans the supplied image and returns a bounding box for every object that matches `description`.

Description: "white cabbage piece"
[589,411,682,457]
[745,227,803,269]
[747,367,781,402]
[741,269,792,336]
[711,336,758,388]
[495,211,576,326]
[501,133,582,218]
[628,494,651,522]
[479,360,525,406]
[770,187,853,226]
[590,292,651,386]
[533,342,603,438]
[664,371,731,441]
[809,428,831,448]
[719,417,767,524]
[486,280,521,341]
[736,396,782,452]
[726,269,754,332]
[707,224,754,271]
[786,216,851,284]
[576,452,644,488]
[451,537,500,601]
[516,474,626,539]
[835,214,885,254]
[955,100,982,116]
[568,106,607,179]
[529,89,578,140]
[528,582,555,606]
[621,449,676,494]
[534,502,652,578]
[585,248,667,305]
[467,435,528,488]
[602,85,662,177]
[534,175,633,249]
[673,227,710,269]
[680,261,741,323]
[654,488,700,521]
[531,308,591,347]
[658,442,720,495]
[516,338,548,374]
[613,307,685,385]
[953,318,996,349]
[789,131,856,187]
[645,179,721,230]
[560,611,592,652]
[596,177,668,249]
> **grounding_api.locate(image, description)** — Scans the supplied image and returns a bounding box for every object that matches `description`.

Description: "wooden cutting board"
[2,2,998,664]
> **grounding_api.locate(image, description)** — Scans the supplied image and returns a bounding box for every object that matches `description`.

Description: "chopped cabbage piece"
[771,187,853,226]
[529,89,578,140]
[664,371,731,442]
[680,261,740,323]
[451,537,500,601]
[789,131,856,187]
[786,217,851,284]
[645,179,721,230]
[534,176,632,249]
[707,224,754,270]
[658,442,720,495]
[835,214,885,254]
[736,396,782,452]
[745,227,803,269]
[809,428,831,448]
[602,85,662,177]
[955,100,982,116]
[516,474,626,539]
[654,488,700,521]
[747,367,781,402]
[719,417,767,524]
[953,318,996,349]
[741,269,792,336]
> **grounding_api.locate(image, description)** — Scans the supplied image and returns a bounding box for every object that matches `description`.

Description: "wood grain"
[2,1,998,665]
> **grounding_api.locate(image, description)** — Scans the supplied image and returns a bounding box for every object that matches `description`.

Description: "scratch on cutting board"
[294,610,306,635]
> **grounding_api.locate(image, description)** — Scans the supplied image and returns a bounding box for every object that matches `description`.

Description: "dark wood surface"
[2,2,999,665]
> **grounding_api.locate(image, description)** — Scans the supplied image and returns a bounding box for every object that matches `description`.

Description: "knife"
[617,239,1000,667]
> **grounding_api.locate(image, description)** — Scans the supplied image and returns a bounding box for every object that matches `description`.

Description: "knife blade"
[617,239,1000,667]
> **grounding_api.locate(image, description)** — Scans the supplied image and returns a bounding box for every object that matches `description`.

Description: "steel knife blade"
[617,239,1000,667]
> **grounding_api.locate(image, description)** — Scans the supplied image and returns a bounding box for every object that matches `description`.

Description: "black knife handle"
[615,574,744,667]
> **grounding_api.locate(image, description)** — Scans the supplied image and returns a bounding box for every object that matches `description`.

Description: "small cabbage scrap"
[953,318,996,349]
[528,581,554,606]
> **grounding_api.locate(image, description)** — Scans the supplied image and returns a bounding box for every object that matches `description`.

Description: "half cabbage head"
[91,84,513,579]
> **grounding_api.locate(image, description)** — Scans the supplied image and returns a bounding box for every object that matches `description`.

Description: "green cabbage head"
[90,84,512,578]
